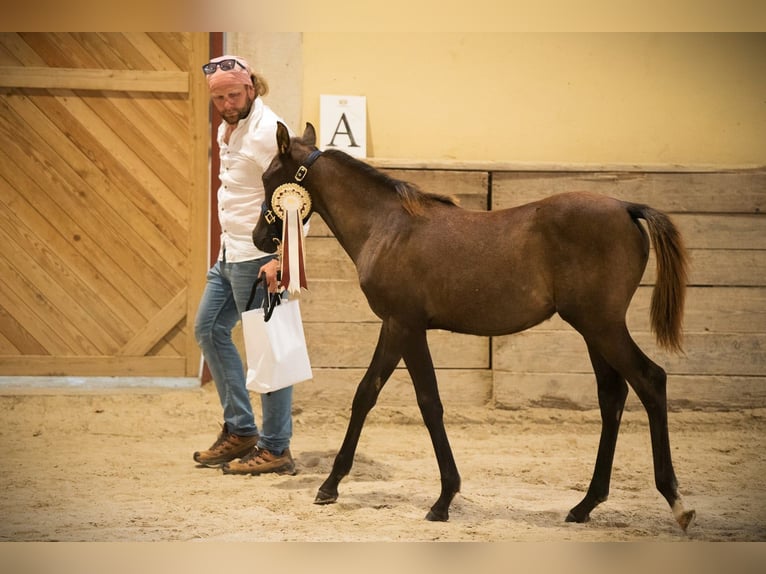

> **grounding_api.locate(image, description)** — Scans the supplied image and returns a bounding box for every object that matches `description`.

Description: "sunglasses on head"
[202,59,247,75]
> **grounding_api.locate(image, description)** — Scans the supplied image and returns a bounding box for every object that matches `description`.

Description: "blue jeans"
[194,255,293,454]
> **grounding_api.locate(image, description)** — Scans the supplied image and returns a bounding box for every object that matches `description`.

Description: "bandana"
[206,55,254,91]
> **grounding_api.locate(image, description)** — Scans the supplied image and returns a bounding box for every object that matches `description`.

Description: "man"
[193,55,295,475]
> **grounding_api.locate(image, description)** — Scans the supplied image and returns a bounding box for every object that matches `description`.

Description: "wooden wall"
[0,33,762,411]
[0,33,210,377]
[294,164,766,411]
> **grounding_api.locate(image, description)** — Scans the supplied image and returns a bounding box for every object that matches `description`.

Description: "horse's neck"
[315,164,397,264]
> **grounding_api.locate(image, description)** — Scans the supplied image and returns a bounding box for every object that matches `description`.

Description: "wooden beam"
[186,32,213,377]
[0,356,186,377]
[493,372,766,411]
[0,66,189,93]
[118,289,187,356]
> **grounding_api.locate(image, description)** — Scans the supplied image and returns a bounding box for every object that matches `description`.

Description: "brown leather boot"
[193,423,259,467]
[222,447,296,476]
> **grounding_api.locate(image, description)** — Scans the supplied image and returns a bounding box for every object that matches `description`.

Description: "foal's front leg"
[314,322,402,505]
[401,329,460,521]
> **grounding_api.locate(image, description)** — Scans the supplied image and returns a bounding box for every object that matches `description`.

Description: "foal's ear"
[303,122,317,146]
[276,122,291,156]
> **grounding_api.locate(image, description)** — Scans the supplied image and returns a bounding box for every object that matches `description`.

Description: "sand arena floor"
[0,383,764,543]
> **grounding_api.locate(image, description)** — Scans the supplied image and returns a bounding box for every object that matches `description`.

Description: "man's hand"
[259,259,281,293]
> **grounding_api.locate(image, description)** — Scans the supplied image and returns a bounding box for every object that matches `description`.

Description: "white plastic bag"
[243,295,312,393]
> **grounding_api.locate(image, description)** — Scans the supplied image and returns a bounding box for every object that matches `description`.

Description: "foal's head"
[252,122,317,253]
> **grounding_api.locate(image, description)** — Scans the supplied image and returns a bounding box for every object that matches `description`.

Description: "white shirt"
[216,98,291,262]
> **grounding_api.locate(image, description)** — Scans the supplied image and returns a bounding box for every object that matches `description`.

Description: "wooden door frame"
[200,32,224,382]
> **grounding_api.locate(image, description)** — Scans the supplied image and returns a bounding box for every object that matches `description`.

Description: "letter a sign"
[319,95,367,158]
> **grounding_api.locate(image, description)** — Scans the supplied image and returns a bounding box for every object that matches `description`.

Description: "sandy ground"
[0,383,764,543]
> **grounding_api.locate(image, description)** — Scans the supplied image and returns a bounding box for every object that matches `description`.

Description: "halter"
[265,149,322,295]
[294,149,322,182]
[264,150,322,225]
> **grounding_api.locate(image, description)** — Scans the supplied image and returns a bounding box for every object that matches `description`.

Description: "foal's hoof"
[314,489,338,505]
[678,509,696,532]
[565,511,590,524]
[425,508,449,522]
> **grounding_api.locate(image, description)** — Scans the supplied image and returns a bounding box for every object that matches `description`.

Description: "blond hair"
[252,73,269,97]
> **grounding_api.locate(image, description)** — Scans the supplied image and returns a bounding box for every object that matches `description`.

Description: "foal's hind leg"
[586,327,695,531]
[567,344,628,524]
[314,322,402,506]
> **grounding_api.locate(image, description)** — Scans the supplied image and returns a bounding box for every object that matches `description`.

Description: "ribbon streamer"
[280,206,307,295]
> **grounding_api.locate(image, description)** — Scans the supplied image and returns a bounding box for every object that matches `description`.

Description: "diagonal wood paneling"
[0,33,209,377]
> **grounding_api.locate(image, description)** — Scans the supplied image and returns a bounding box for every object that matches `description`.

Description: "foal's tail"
[628,204,689,353]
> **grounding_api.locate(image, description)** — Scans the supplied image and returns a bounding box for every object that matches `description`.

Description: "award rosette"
[271,183,311,295]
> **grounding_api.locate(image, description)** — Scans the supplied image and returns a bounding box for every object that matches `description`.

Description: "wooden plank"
[678,249,766,287]
[307,212,765,253]
[295,279,378,323]
[52,33,113,69]
[629,286,766,334]
[121,32,181,72]
[150,322,186,356]
[146,33,192,70]
[0,276,76,355]
[305,214,333,238]
[0,260,82,355]
[35,96,187,283]
[296,368,493,408]
[0,226,118,355]
[0,192,144,332]
[0,110,181,310]
[529,286,766,334]
[0,327,19,355]
[0,33,46,66]
[493,372,766,411]
[0,356,186,377]
[31,32,102,69]
[379,169,489,210]
[108,93,190,176]
[0,89,188,263]
[492,170,766,213]
[118,289,187,356]
[304,237,358,280]
[369,158,766,174]
[0,302,46,355]
[0,204,131,346]
[492,331,765,377]
[77,91,189,203]
[0,66,188,92]
[300,282,766,334]
[185,32,210,376]
[672,214,766,250]
[307,237,766,288]
[304,323,489,369]
[0,88,187,270]
[48,89,189,232]
[15,33,82,68]
[0,170,158,323]
[68,33,150,70]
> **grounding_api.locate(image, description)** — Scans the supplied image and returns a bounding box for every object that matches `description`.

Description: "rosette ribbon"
[271,183,312,295]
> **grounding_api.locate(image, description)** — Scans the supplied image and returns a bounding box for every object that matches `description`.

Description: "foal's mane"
[322,149,459,215]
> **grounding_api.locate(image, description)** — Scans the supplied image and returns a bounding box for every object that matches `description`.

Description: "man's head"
[203,55,269,125]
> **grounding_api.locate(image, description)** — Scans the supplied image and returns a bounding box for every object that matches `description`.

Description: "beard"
[221,96,254,125]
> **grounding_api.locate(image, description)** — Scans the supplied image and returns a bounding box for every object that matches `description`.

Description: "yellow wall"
[301,33,765,165]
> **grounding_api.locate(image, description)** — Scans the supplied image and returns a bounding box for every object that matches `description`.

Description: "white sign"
[319,95,367,158]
